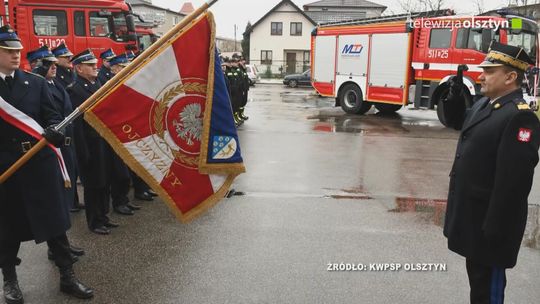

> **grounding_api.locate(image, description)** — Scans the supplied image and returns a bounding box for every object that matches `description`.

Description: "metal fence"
[248,60,310,78]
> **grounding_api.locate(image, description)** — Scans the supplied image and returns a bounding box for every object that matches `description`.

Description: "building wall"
[131,5,185,37]
[216,37,242,53]
[249,2,315,75]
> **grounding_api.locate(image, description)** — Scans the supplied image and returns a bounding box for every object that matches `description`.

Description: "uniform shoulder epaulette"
[516,101,531,110]
[23,70,45,79]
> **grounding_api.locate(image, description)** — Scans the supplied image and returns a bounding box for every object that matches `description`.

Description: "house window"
[291,22,302,36]
[33,10,68,36]
[303,51,310,63]
[261,50,272,65]
[429,28,451,49]
[271,22,282,36]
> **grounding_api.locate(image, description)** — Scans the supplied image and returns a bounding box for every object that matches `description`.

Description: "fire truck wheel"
[374,103,402,114]
[289,80,298,88]
[339,84,371,114]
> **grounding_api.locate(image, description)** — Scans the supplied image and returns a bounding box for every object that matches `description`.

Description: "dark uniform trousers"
[0,70,73,270]
[466,259,506,304]
[98,67,132,208]
[0,235,73,270]
[67,77,112,230]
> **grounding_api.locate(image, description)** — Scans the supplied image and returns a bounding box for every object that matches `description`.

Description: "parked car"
[283,69,311,88]
[246,64,260,86]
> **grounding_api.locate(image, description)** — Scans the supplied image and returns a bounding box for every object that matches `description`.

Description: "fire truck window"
[112,13,129,42]
[455,29,468,49]
[466,30,482,51]
[33,10,68,36]
[429,28,451,49]
[89,12,112,38]
[74,11,86,36]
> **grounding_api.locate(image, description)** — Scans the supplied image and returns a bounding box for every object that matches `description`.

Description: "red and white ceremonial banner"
[85,12,245,222]
[0,96,71,186]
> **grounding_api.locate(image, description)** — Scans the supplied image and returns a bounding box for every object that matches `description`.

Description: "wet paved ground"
[10,84,540,303]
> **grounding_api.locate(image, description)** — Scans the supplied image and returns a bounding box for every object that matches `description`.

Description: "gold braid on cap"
[487,51,530,71]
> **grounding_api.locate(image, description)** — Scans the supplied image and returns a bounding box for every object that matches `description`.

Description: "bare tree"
[419,0,446,10]
[474,0,485,14]
[396,0,447,13]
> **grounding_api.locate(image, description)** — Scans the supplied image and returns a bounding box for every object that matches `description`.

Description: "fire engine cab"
[311,10,539,126]
[0,0,138,69]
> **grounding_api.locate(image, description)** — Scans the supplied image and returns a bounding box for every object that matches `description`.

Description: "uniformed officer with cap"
[32,47,86,263]
[67,49,119,235]
[97,48,116,85]
[25,45,52,70]
[52,43,75,89]
[443,41,540,303]
[0,25,93,303]
[237,55,250,121]
[99,53,143,215]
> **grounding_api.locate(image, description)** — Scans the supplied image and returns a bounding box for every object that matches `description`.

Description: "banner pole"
[0,0,221,184]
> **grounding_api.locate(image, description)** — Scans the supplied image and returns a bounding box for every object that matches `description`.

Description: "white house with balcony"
[246,0,317,76]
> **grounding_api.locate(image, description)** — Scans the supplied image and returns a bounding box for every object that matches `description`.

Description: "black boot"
[59,267,93,299]
[239,108,249,120]
[47,249,79,262]
[2,267,23,304]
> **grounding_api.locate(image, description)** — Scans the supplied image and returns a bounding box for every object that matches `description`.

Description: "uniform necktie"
[4,75,13,91]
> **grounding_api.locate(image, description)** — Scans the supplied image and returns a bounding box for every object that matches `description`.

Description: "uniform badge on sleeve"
[518,128,532,143]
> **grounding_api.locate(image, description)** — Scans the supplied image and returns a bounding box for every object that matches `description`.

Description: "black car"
[283,69,311,88]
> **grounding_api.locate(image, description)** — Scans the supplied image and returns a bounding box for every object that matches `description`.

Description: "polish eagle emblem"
[172,103,203,146]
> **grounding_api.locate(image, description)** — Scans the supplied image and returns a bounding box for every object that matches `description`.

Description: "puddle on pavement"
[324,194,373,200]
[389,196,540,250]
[308,115,410,135]
[390,197,447,227]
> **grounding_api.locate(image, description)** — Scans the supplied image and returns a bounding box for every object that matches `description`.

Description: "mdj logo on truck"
[342,44,363,56]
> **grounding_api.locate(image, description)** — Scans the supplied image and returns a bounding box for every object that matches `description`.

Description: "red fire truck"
[0,0,138,69]
[311,10,539,126]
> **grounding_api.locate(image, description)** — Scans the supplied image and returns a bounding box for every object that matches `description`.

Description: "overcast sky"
[153,0,511,39]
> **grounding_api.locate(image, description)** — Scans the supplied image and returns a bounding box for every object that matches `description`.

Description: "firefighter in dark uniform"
[51,43,75,89]
[27,46,86,262]
[101,53,142,214]
[97,48,115,85]
[66,49,119,235]
[52,43,84,212]
[238,55,250,121]
[25,47,42,70]
[442,41,540,303]
[225,56,243,126]
[0,25,93,303]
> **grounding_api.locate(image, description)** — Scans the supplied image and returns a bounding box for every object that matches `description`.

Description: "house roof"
[246,0,316,34]
[304,0,386,9]
[179,2,195,15]
[127,0,186,17]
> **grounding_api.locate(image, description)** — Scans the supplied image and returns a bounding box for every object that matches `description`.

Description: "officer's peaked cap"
[109,54,129,67]
[0,25,23,50]
[27,45,58,62]
[71,49,98,65]
[52,43,73,58]
[478,41,535,72]
[100,48,116,60]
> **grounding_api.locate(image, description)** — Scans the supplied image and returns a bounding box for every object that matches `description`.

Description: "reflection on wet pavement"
[389,197,540,249]
[390,197,447,227]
